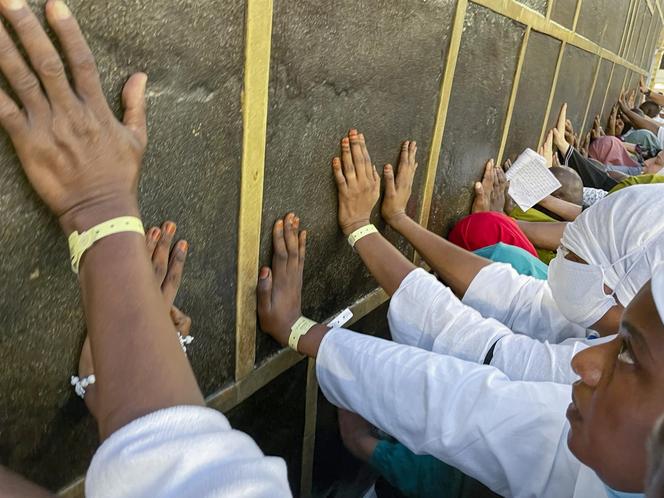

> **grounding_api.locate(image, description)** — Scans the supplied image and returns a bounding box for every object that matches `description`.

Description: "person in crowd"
[257,128,664,496]
[0,1,291,495]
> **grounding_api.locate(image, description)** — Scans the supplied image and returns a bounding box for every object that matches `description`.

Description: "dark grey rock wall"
[0,0,659,494]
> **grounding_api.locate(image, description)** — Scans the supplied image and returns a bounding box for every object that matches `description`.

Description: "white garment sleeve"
[462,263,588,343]
[85,405,291,498]
[657,125,664,149]
[388,268,584,383]
[316,328,580,498]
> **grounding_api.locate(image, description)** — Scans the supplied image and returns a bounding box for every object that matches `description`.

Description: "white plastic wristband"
[288,316,318,351]
[347,224,378,248]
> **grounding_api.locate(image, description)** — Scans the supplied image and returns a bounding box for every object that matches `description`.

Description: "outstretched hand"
[552,103,570,155]
[332,129,381,236]
[257,213,307,348]
[0,0,147,234]
[381,140,417,225]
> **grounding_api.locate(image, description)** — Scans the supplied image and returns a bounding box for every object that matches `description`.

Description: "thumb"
[122,72,148,147]
[384,164,397,196]
[257,267,273,316]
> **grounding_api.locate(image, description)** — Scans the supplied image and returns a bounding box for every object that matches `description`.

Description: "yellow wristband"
[287,316,318,351]
[68,216,145,274]
[347,224,378,248]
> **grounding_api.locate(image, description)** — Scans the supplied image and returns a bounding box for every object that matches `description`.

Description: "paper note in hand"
[505,148,562,211]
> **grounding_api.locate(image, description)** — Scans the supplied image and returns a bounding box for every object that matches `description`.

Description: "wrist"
[59,194,140,236]
[297,323,329,358]
[341,219,371,237]
[385,211,410,230]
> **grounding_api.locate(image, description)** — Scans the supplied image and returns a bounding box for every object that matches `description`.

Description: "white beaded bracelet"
[71,374,96,399]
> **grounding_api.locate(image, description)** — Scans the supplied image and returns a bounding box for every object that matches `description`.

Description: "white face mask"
[548,250,617,328]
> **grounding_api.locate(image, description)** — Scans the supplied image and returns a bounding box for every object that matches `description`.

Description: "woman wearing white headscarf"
[389,184,664,385]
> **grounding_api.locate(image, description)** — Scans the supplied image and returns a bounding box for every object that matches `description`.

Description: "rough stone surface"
[516,0,548,15]
[633,9,654,66]
[227,360,307,494]
[429,4,525,235]
[626,1,645,63]
[547,45,599,133]
[603,64,629,124]
[504,31,562,161]
[640,17,659,69]
[585,58,613,131]
[0,0,244,490]
[259,0,455,361]
[551,0,577,29]
[576,0,632,55]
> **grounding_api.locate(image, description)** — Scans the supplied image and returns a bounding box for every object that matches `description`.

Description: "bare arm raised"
[0,0,203,439]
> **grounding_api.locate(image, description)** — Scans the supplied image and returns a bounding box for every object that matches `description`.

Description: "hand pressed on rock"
[332,129,381,236]
[0,0,148,234]
[257,213,307,347]
[382,140,417,225]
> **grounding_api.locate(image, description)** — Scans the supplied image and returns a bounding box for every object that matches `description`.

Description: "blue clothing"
[473,242,548,280]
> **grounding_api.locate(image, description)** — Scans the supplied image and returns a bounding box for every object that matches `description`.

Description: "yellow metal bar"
[624,0,641,62]
[620,0,637,56]
[497,27,530,165]
[599,62,616,122]
[469,0,648,76]
[640,13,656,69]
[300,358,319,498]
[647,0,655,15]
[580,56,603,134]
[572,0,583,32]
[539,41,566,148]
[417,0,469,227]
[546,0,554,19]
[235,0,274,380]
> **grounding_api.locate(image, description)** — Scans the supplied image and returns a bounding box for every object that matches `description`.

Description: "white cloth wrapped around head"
[548,184,664,328]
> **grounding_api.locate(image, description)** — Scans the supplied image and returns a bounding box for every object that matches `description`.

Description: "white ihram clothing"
[86,405,291,497]
[316,327,609,497]
[388,267,599,384]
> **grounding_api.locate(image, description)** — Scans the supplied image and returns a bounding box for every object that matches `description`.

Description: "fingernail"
[349,128,357,135]
[164,222,176,235]
[259,267,270,279]
[51,0,71,19]
[177,240,188,253]
[1,0,23,10]
[151,228,161,239]
[342,137,349,145]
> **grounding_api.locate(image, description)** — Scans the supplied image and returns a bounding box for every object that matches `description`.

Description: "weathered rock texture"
[0,0,659,495]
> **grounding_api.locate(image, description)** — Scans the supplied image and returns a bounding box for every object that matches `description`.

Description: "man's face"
[567,282,664,491]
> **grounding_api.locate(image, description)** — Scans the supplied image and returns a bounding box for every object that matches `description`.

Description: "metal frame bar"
[417,0,469,228]
[497,27,531,165]
[234,0,274,381]
[539,41,566,147]
[580,55,604,133]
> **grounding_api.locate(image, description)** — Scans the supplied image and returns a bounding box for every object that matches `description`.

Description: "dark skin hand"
[0,0,203,439]
[618,92,661,135]
[80,222,192,419]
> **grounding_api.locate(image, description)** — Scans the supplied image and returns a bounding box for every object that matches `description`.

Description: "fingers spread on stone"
[340,136,356,184]
[122,73,148,147]
[348,129,365,179]
[153,221,175,284]
[285,214,300,270]
[257,267,273,315]
[358,133,373,181]
[0,22,47,115]
[384,164,396,196]
[162,240,187,307]
[2,0,76,105]
[272,218,287,276]
[298,230,306,278]
[332,157,347,190]
[45,0,105,105]
[145,227,161,255]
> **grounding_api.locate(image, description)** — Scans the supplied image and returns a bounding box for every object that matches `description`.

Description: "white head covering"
[559,184,664,307]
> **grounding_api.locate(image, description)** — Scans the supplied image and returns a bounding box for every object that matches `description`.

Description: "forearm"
[516,220,566,251]
[646,92,664,106]
[538,196,582,221]
[621,106,659,134]
[351,229,417,296]
[74,202,204,438]
[388,214,490,296]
